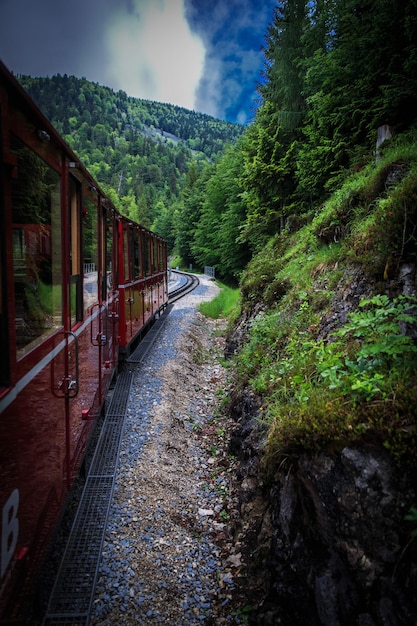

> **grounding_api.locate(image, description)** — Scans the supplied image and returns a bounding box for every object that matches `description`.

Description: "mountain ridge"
[16,73,243,238]
[17,73,244,157]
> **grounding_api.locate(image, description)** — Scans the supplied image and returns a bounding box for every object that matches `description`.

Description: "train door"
[98,206,116,395]
[83,195,108,409]
[122,223,133,338]
[143,231,151,323]
[51,173,82,487]
[105,209,119,369]
[133,228,145,326]
[82,198,99,313]
[1,130,65,619]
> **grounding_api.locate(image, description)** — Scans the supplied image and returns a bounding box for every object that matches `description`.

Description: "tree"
[174,164,208,266]
[298,0,417,198]
[186,143,251,282]
[238,103,300,251]
[262,0,307,132]
[152,200,176,252]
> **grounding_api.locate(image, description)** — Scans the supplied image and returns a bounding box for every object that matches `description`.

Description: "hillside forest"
[20,0,417,285]
[19,72,244,258]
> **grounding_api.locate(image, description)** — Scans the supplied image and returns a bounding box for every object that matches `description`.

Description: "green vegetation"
[237,293,417,461]
[199,284,240,322]
[18,1,417,287]
[169,0,417,283]
[18,73,243,259]
[314,295,417,401]
[236,137,417,467]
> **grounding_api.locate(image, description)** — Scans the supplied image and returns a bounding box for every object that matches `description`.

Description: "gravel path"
[89,276,243,625]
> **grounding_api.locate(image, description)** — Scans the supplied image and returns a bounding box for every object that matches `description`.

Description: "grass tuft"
[199,284,240,321]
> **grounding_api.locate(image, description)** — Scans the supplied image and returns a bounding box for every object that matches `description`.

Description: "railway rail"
[41,275,199,625]
[168,270,200,303]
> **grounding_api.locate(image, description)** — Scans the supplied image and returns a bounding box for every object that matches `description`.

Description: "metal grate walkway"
[42,370,133,625]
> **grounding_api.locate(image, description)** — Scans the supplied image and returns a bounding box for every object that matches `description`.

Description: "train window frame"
[123,224,130,283]
[82,198,99,312]
[129,228,135,281]
[103,208,114,300]
[69,175,83,327]
[10,134,63,360]
[143,232,150,277]
[130,227,142,279]
[151,237,157,274]
[158,240,164,271]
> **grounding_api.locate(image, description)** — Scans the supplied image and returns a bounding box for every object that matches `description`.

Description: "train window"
[143,233,150,276]
[152,238,158,273]
[10,136,62,359]
[123,227,130,282]
[159,241,164,271]
[0,234,8,387]
[83,199,98,311]
[104,211,114,298]
[133,230,142,278]
[69,176,82,326]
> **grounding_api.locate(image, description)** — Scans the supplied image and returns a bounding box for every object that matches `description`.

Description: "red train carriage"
[0,60,167,624]
[117,220,168,355]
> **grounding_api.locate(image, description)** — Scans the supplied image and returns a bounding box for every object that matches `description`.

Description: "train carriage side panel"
[0,98,71,621]
[0,59,167,623]
[117,219,168,358]
[0,61,121,623]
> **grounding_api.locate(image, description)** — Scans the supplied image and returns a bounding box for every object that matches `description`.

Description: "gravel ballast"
[89,276,243,625]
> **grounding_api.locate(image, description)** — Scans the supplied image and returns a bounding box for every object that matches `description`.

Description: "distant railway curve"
[168,270,200,303]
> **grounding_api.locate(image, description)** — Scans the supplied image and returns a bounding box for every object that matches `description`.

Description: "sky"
[0,0,277,125]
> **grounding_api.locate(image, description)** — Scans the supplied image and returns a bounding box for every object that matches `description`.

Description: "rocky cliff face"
[228,389,417,625]
[226,266,417,625]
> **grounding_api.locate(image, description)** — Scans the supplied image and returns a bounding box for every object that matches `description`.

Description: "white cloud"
[193,55,223,118]
[186,0,276,121]
[105,0,205,109]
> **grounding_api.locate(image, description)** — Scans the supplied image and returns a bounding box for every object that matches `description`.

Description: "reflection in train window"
[102,212,112,300]
[11,136,62,358]
[123,227,130,282]
[158,240,164,271]
[152,237,158,273]
[133,230,142,278]
[143,233,150,276]
[83,199,98,311]
[69,175,82,326]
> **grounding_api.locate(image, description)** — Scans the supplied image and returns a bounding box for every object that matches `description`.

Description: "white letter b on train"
[1,489,19,579]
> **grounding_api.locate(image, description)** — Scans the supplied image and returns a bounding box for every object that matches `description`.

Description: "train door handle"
[51,331,79,398]
[91,303,108,346]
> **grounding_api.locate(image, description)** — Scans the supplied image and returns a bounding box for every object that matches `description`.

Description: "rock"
[227,553,242,567]
[230,442,417,625]
[198,508,214,517]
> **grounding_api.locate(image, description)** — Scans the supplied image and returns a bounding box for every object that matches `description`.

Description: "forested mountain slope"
[18,74,243,246]
[19,74,242,158]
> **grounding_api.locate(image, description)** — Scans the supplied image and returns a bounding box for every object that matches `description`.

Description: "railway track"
[168,270,200,303]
